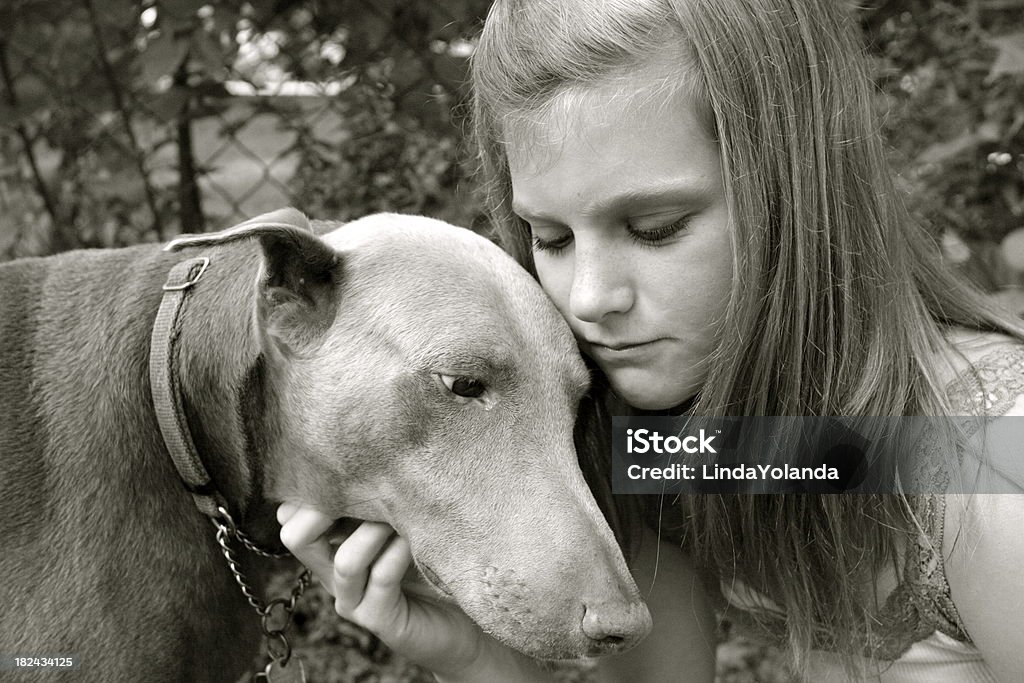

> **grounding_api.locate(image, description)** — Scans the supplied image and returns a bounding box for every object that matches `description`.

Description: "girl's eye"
[440,374,486,398]
[531,229,573,254]
[627,216,692,246]
[530,216,691,253]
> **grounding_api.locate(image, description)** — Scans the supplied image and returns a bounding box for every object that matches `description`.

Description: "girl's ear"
[165,207,343,356]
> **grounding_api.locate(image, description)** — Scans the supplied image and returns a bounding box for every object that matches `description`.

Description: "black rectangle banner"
[611,416,1021,494]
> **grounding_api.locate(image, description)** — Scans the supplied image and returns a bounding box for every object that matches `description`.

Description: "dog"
[0,208,651,682]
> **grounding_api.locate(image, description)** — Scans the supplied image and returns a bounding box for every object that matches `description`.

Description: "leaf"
[145,87,190,120]
[345,10,393,62]
[92,0,137,28]
[0,100,52,127]
[917,122,1001,165]
[91,165,148,203]
[140,30,190,83]
[191,31,227,77]
[160,0,207,23]
[986,33,1024,80]
[1001,227,1024,271]
[6,73,51,114]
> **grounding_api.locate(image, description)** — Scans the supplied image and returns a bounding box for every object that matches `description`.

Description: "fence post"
[173,61,204,234]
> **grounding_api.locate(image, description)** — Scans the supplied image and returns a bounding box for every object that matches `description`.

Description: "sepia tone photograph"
[2,1,1023,681]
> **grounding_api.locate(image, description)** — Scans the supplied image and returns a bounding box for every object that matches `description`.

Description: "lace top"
[721,340,1024,661]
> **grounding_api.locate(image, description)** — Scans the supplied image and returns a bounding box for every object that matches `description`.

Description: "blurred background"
[1,0,1022,681]
[2,0,1024,294]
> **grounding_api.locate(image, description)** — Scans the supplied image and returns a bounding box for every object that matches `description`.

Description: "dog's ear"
[166,208,342,355]
[164,207,316,252]
[255,222,342,356]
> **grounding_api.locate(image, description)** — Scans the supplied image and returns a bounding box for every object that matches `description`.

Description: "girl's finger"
[333,522,396,614]
[276,502,299,525]
[278,505,337,592]
[366,535,413,597]
[353,535,414,635]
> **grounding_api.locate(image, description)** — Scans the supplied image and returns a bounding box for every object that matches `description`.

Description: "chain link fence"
[0,0,491,259]
[3,1,1024,278]
[3,2,1024,297]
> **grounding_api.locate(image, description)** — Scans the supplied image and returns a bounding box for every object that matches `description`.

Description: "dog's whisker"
[646,493,665,598]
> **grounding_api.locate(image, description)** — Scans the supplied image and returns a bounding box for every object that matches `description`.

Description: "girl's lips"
[593,341,654,351]
[585,338,668,363]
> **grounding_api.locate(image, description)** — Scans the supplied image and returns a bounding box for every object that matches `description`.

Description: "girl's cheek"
[535,260,571,309]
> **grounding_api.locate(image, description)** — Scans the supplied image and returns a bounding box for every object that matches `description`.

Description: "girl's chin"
[604,371,699,411]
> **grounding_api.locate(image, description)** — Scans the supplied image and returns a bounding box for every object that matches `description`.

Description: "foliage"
[859,0,1024,289]
[1,0,1022,284]
[0,0,489,256]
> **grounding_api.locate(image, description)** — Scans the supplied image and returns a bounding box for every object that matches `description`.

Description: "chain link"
[236,527,294,559]
[211,507,312,680]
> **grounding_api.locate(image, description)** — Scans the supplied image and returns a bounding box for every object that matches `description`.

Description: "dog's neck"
[165,246,284,550]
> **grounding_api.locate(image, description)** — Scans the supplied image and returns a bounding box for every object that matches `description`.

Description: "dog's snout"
[580,600,653,654]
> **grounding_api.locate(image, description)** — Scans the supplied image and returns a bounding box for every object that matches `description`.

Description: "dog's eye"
[440,374,486,398]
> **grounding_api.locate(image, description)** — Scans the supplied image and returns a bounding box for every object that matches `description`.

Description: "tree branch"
[81,0,166,238]
[0,36,63,236]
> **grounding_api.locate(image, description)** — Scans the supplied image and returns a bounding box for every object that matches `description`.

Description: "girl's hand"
[277,503,547,681]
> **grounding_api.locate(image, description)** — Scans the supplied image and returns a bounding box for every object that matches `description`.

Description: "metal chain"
[211,507,312,681]
[236,527,294,559]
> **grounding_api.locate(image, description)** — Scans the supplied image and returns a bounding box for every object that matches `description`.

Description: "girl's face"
[507,80,734,410]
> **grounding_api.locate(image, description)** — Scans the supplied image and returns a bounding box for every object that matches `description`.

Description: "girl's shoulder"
[935,327,1024,418]
[933,325,1024,679]
[937,327,1024,491]
[938,327,1024,680]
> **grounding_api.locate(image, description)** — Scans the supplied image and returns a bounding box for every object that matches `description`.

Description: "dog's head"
[174,208,652,658]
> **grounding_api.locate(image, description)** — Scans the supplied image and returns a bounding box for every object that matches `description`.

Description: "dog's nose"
[580,600,652,653]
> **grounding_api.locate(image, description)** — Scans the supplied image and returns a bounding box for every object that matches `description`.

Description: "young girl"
[279,0,1024,680]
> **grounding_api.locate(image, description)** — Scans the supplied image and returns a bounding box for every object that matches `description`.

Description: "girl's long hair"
[471,0,1024,670]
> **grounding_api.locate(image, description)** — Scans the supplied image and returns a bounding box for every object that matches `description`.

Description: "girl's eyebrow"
[512,178,716,222]
[510,204,560,223]
[587,181,716,215]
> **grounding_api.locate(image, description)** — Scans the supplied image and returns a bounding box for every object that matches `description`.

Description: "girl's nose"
[569,245,633,323]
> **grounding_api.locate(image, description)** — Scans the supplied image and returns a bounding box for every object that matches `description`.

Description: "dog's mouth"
[414,561,454,597]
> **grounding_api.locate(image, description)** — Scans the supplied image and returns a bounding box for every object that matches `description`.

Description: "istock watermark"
[611,415,1023,494]
[625,428,718,455]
